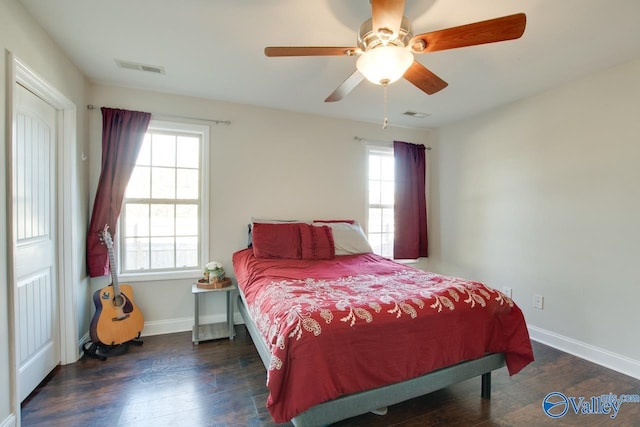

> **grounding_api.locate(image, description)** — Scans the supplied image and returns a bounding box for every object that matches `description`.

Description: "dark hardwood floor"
[21,327,639,426]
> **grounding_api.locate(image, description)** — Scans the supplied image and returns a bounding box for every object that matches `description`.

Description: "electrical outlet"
[502,286,512,298]
[533,294,544,310]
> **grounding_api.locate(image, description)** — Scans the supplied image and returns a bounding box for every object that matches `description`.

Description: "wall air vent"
[403,111,430,118]
[115,59,165,74]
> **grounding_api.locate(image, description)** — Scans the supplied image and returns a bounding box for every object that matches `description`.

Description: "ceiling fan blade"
[265,46,360,57]
[403,61,448,95]
[410,13,526,54]
[325,70,365,102]
[371,0,406,39]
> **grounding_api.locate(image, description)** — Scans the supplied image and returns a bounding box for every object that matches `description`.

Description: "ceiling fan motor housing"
[358,17,413,51]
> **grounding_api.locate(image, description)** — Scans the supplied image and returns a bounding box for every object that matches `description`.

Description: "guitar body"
[90,283,144,346]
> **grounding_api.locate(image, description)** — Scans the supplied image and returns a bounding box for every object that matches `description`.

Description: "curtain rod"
[86,104,231,125]
[353,136,431,150]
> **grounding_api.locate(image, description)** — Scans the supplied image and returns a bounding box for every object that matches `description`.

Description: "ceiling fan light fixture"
[356,46,413,85]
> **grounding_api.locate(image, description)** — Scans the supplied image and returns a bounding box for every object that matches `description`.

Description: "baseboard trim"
[78,331,90,351]
[76,313,245,351]
[141,313,245,337]
[528,324,640,380]
[0,413,16,427]
[77,318,639,380]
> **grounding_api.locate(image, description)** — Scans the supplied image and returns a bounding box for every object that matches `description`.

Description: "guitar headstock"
[99,224,114,250]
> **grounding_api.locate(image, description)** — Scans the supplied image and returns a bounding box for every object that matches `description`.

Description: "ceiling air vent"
[115,59,165,74]
[403,111,430,119]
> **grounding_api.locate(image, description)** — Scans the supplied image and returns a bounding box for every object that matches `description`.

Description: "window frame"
[118,119,210,282]
[366,146,394,258]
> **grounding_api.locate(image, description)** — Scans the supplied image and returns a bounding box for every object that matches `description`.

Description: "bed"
[232,220,534,426]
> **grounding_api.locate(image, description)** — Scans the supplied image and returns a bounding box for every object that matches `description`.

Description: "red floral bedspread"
[232,248,534,423]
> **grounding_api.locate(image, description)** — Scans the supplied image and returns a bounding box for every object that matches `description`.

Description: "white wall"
[430,58,640,377]
[0,0,90,424]
[7,6,635,424]
[88,84,432,335]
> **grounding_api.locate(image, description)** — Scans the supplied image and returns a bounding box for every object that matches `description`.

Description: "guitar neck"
[105,239,121,296]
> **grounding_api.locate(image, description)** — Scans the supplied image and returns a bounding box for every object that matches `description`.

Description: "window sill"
[119,269,202,284]
[393,258,421,265]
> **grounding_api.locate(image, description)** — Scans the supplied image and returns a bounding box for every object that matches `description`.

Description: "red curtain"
[393,141,428,259]
[87,108,151,277]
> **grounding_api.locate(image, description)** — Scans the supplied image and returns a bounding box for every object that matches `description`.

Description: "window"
[367,147,394,258]
[119,120,209,279]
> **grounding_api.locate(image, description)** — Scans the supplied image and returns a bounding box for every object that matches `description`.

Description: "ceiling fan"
[265,0,526,102]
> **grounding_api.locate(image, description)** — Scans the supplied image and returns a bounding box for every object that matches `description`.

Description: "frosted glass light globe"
[356,46,414,85]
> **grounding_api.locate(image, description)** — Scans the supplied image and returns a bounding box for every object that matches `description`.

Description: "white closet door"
[13,82,60,402]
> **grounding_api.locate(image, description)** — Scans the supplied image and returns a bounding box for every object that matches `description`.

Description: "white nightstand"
[191,282,237,345]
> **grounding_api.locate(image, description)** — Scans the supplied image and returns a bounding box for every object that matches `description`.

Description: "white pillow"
[313,222,373,255]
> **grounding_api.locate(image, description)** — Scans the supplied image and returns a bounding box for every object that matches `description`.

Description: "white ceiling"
[19,0,640,129]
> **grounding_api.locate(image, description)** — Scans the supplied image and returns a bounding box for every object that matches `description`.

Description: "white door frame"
[6,51,79,420]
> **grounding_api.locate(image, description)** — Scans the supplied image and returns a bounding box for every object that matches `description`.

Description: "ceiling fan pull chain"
[382,82,388,129]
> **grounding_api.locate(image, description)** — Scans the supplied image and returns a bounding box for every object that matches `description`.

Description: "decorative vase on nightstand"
[197,261,231,289]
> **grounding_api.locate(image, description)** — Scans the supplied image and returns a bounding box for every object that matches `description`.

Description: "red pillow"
[300,224,335,260]
[251,223,302,259]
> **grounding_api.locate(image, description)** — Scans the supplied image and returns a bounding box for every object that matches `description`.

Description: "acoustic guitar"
[89,225,144,346]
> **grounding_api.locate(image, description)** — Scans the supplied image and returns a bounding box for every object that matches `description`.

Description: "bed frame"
[237,295,506,427]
